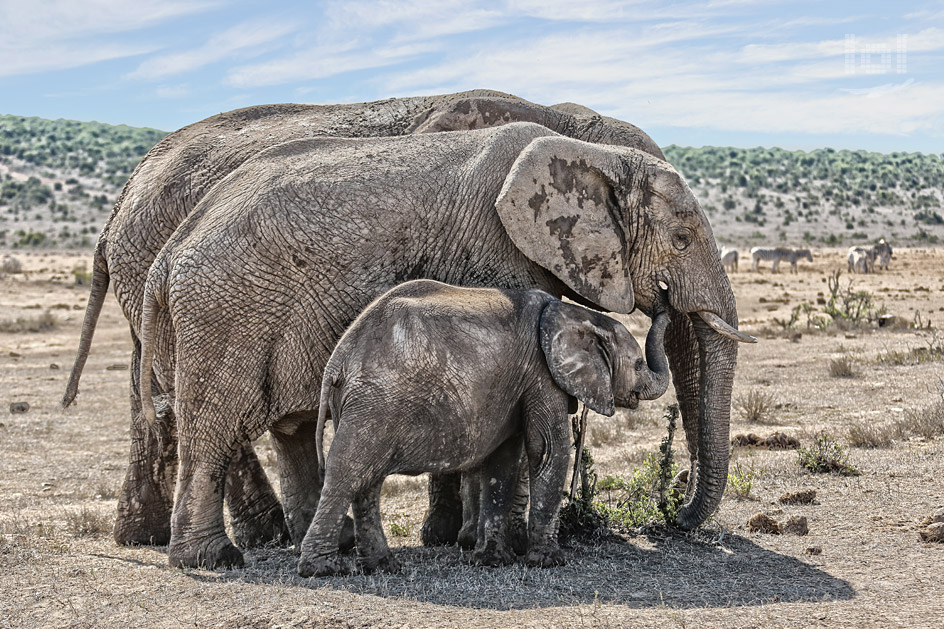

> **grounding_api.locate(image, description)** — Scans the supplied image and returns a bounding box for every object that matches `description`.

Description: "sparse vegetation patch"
[797,434,860,476]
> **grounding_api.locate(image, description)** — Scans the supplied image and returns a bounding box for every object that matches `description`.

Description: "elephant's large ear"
[495,136,634,312]
[539,300,616,417]
[495,136,634,313]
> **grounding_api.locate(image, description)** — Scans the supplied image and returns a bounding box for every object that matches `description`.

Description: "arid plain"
[1,248,942,628]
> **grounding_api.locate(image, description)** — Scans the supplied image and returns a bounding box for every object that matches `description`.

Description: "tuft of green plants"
[797,434,859,476]
[388,521,411,537]
[559,405,682,541]
[72,264,92,285]
[735,389,777,423]
[726,461,759,499]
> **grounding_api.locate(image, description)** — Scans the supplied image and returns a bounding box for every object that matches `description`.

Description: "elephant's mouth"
[653,278,756,344]
[623,393,640,410]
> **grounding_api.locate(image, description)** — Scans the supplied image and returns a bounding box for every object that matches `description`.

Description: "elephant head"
[539,303,670,416]
[496,134,756,530]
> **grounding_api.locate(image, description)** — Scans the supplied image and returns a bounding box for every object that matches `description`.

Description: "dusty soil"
[1,248,943,628]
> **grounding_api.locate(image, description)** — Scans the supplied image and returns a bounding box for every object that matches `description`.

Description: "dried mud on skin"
[2,249,944,628]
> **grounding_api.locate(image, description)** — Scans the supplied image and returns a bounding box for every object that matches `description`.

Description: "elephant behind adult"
[138,122,753,568]
[61,90,667,548]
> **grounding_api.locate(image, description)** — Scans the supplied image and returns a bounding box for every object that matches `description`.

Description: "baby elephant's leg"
[297,428,365,577]
[523,399,570,568]
[352,481,399,573]
[473,434,523,567]
[457,469,481,550]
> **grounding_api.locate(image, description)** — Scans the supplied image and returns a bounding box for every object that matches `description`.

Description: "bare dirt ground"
[1,248,943,628]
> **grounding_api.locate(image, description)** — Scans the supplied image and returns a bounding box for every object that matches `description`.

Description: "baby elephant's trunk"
[638,312,671,400]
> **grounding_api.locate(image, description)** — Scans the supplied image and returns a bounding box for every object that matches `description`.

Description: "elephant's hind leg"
[271,420,354,550]
[114,334,175,546]
[225,445,291,548]
[353,481,398,573]
[167,396,244,569]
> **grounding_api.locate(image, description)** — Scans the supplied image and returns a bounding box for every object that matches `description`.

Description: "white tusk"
[658,280,669,291]
[697,311,758,343]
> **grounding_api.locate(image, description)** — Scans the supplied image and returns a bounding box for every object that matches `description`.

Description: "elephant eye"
[672,229,692,251]
[635,358,644,372]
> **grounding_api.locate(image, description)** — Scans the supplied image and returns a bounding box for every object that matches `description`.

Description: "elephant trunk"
[638,311,670,400]
[674,315,736,530]
[664,270,739,532]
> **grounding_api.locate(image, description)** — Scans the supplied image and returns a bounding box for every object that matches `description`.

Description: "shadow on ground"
[180,531,855,610]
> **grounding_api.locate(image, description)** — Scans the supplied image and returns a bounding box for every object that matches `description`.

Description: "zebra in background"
[848,246,876,273]
[872,239,892,270]
[719,247,738,273]
[750,247,813,273]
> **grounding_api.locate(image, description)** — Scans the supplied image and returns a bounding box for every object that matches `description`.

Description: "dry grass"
[828,355,858,378]
[0,310,55,333]
[847,419,901,449]
[64,507,112,537]
[4,250,944,627]
[735,389,778,423]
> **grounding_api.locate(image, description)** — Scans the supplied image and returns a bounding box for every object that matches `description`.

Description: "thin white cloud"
[226,41,442,88]
[154,84,191,99]
[0,0,219,77]
[127,20,296,80]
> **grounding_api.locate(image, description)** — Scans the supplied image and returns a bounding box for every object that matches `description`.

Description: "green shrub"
[797,434,859,476]
[559,405,682,540]
[726,461,759,499]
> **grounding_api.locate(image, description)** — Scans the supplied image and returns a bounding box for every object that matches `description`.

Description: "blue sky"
[1,0,942,153]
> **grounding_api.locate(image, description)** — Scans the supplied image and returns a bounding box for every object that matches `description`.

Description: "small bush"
[65,507,111,537]
[389,521,411,537]
[797,434,859,476]
[828,356,858,378]
[876,331,944,366]
[560,405,681,540]
[735,390,777,423]
[1,255,22,273]
[727,461,759,499]
[903,400,944,440]
[72,264,92,285]
[847,420,901,449]
[0,311,55,333]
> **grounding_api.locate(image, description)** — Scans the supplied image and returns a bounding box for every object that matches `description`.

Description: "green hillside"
[0,114,941,250]
[664,145,944,246]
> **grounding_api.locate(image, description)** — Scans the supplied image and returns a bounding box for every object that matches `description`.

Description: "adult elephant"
[62,90,667,549]
[138,122,754,568]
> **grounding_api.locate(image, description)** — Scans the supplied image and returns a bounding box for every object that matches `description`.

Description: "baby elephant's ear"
[539,301,616,417]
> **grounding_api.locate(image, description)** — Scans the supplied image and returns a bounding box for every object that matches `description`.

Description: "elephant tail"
[62,239,110,407]
[139,261,168,426]
[316,364,342,475]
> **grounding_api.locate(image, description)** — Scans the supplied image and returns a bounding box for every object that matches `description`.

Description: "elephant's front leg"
[114,338,176,546]
[420,472,463,546]
[168,439,243,569]
[225,445,291,548]
[270,420,353,549]
[523,397,569,568]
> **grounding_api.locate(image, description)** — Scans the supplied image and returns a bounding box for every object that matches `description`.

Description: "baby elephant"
[297,280,670,577]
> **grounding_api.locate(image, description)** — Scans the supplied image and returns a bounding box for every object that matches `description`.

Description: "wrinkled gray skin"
[61,90,667,549]
[138,122,751,569]
[297,280,670,577]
